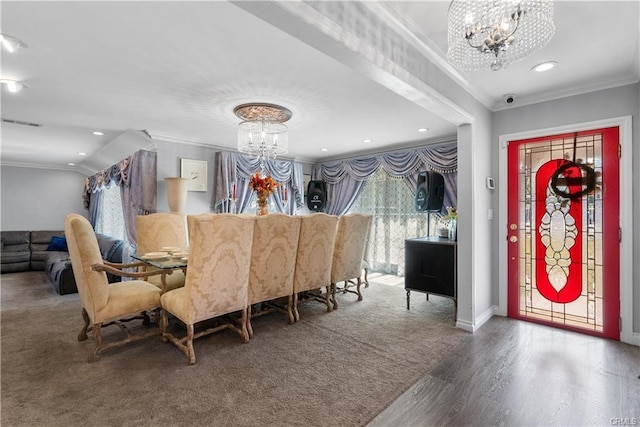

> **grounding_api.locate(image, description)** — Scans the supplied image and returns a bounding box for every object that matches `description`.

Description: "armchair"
[64,213,162,363]
[292,213,339,322]
[160,214,255,365]
[247,214,301,337]
[330,213,372,309]
[135,212,187,292]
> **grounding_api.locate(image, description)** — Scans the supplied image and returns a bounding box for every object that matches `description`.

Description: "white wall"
[492,83,639,334]
[154,140,219,215]
[0,166,87,231]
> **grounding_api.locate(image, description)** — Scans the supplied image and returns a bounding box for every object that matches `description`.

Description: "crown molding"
[492,76,640,112]
[0,161,83,173]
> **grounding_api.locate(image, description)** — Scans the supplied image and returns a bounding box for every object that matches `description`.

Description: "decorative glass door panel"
[507,127,619,340]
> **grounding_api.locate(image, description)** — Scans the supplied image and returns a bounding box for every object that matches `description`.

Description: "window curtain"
[212,151,304,215]
[311,142,457,215]
[83,149,157,259]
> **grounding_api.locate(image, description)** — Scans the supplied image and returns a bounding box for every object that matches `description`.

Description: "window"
[94,183,127,241]
[348,168,440,276]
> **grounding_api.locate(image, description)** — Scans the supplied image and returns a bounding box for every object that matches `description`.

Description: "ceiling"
[1,1,638,171]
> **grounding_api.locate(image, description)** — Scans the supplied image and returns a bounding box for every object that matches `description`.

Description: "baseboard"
[628,332,640,347]
[455,305,496,333]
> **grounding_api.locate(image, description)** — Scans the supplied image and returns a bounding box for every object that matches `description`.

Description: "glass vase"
[448,218,457,241]
[257,194,269,216]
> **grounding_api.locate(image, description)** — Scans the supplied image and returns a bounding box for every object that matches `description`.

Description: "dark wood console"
[404,237,457,313]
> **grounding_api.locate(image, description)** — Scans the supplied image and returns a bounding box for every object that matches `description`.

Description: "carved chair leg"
[356,277,363,301]
[286,295,295,324]
[160,309,169,343]
[331,282,339,310]
[88,322,103,363]
[142,310,151,326]
[246,307,254,340]
[293,292,300,322]
[364,267,369,288]
[78,308,90,341]
[327,283,338,311]
[240,307,250,343]
[186,324,196,365]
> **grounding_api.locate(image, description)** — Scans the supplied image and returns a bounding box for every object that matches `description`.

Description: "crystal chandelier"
[447,0,555,71]
[234,103,291,169]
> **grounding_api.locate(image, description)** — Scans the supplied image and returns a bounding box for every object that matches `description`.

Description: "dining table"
[132,251,188,293]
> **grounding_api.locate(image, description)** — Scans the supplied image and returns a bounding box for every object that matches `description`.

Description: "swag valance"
[312,142,457,215]
[213,151,304,215]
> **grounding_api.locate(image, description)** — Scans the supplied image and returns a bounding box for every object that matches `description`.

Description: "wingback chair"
[292,213,339,322]
[247,214,301,337]
[135,212,187,292]
[330,213,373,309]
[64,213,162,362]
[160,214,255,365]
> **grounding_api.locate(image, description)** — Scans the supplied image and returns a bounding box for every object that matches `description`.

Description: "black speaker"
[415,171,444,212]
[307,181,327,212]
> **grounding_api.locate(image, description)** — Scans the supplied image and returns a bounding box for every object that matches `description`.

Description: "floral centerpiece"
[249,172,279,216]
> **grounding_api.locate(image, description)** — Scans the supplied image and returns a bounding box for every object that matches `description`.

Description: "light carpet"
[1,271,469,426]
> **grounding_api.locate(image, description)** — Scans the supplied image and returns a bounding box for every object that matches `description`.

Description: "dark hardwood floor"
[370,314,640,426]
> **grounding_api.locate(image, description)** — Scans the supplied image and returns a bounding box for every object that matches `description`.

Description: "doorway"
[506,127,620,340]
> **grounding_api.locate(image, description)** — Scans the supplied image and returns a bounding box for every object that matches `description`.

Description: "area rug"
[1,271,469,426]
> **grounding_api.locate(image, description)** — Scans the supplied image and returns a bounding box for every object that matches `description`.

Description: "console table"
[404,237,457,314]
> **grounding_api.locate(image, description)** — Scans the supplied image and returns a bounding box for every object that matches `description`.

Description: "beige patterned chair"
[135,213,187,293]
[160,214,255,365]
[246,214,301,337]
[330,213,373,309]
[64,213,162,363]
[292,213,339,322]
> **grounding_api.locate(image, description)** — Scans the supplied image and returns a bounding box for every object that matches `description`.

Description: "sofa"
[1,230,125,295]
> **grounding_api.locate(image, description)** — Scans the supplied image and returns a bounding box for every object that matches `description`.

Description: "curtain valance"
[311,142,457,215]
[312,142,457,184]
[84,157,131,194]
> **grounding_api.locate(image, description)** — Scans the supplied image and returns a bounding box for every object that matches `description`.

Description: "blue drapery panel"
[213,151,304,215]
[312,142,457,215]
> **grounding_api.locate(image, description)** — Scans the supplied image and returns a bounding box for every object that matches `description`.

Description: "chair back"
[64,213,110,320]
[293,213,339,293]
[184,214,255,324]
[135,213,187,253]
[330,213,372,283]
[248,214,301,305]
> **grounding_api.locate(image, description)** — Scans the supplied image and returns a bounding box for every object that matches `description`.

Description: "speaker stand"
[426,212,431,237]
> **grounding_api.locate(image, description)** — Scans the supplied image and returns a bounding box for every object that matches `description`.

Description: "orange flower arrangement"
[248,172,279,197]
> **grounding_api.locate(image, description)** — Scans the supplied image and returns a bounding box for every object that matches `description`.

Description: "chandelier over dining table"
[447,0,555,71]
[234,102,292,169]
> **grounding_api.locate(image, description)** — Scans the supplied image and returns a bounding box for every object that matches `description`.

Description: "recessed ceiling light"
[0,33,27,53]
[320,148,328,152]
[532,61,557,72]
[417,128,429,133]
[92,131,104,136]
[0,79,26,93]
[68,163,75,166]
[78,152,86,156]
[363,139,372,143]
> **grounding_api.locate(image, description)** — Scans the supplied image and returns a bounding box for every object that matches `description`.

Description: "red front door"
[507,127,620,340]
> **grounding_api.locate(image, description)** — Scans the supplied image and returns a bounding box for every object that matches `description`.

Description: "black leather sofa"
[1,230,124,294]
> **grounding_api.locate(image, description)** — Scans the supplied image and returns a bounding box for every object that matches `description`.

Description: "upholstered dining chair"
[135,212,187,292]
[246,214,301,338]
[330,213,373,309]
[64,213,162,363]
[292,213,339,322]
[160,214,255,365]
